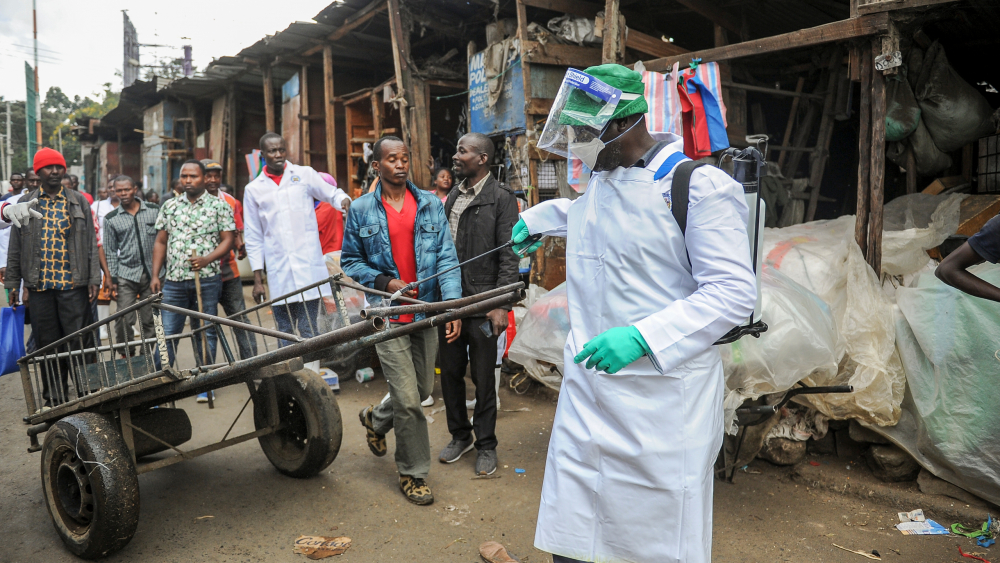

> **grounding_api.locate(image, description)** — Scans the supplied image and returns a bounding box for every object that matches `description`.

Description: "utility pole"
[57,126,63,154]
[6,101,12,176]
[0,134,6,181]
[33,0,42,150]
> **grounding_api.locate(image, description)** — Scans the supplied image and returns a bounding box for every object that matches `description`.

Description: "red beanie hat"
[33,147,67,173]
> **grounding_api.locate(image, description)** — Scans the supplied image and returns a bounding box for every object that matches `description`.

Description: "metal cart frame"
[19,276,525,559]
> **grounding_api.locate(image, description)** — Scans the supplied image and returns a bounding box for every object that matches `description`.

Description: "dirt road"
[0,367,988,563]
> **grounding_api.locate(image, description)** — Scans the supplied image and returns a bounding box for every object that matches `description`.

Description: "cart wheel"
[253,369,343,478]
[41,412,140,559]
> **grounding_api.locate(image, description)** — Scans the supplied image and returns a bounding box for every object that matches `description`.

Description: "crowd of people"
[0,63,785,563]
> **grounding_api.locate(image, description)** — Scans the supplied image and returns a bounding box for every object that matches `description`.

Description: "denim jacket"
[341,181,462,321]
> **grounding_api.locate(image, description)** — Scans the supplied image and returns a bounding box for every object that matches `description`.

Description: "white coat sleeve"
[633,168,757,374]
[519,198,574,238]
[0,229,9,267]
[305,168,350,211]
[243,186,266,273]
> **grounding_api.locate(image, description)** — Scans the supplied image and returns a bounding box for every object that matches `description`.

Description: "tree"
[0,99,30,175]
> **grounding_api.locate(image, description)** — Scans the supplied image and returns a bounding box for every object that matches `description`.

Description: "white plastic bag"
[882,193,965,277]
[720,267,840,434]
[760,216,905,425]
[507,283,569,390]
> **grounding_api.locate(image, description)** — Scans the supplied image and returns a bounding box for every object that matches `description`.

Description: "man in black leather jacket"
[438,133,519,476]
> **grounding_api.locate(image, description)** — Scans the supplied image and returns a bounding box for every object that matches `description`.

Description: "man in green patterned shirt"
[151,160,235,374]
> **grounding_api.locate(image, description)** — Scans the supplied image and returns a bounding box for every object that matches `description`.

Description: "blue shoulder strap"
[653,151,689,181]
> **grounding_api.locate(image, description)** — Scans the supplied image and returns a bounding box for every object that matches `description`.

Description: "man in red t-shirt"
[341,136,463,506]
[202,159,256,360]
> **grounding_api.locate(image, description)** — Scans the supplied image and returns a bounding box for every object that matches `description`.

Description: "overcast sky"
[0,0,334,103]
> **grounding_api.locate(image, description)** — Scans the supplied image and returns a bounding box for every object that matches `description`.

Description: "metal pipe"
[326,291,523,359]
[22,294,161,361]
[152,316,386,396]
[155,303,304,343]
[241,276,336,317]
[334,277,426,305]
[361,283,524,319]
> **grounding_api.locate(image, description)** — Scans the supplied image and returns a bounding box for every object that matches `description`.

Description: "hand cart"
[17,276,525,559]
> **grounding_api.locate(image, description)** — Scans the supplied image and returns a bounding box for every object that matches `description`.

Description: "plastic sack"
[873,263,1000,506]
[886,75,921,142]
[546,15,598,46]
[907,118,952,176]
[914,41,996,153]
[881,193,965,277]
[761,216,905,425]
[720,267,840,434]
[507,283,568,390]
[0,306,26,375]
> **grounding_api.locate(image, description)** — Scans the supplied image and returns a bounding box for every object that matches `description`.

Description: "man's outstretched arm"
[935,243,1000,301]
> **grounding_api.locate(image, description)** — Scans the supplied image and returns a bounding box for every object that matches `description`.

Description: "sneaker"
[475,449,498,476]
[399,475,433,505]
[421,395,434,407]
[358,406,387,457]
[438,437,474,463]
[196,391,214,404]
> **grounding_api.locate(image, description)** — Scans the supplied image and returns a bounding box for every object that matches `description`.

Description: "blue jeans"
[161,275,222,367]
[272,299,321,347]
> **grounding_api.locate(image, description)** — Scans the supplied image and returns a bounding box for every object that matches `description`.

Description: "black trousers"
[552,556,586,563]
[438,318,499,451]
[29,287,93,406]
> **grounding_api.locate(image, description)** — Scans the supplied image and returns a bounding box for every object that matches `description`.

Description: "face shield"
[537,69,624,169]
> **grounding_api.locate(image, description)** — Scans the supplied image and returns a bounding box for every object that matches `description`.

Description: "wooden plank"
[857,0,957,15]
[777,77,806,171]
[723,80,825,100]
[674,0,742,36]
[602,0,623,64]
[262,65,276,133]
[643,13,889,72]
[962,143,974,181]
[855,43,872,257]
[387,0,412,154]
[425,79,465,89]
[300,66,310,166]
[227,86,238,194]
[527,98,554,115]
[922,175,966,195]
[522,41,603,67]
[521,0,601,17]
[782,99,818,179]
[371,91,383,140]
[955,195,1000,236]
[323,46,338,178]
[867,38,887,276]
[303,0,388,56]
[626,28,689,58]
[806,49,842,222]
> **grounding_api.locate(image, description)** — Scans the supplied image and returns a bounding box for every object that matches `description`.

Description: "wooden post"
[300,65,310,166]
[868,39,887,276]
[777,77,805,171]
[962,143,974,182]
[805,48,842,222]
[227,85,238,197]
[905,147,917,194]
[262,65,276,133]
[387,0,430,187]
[371,89,383,139]
[855,42,872,257]
[323,46,337,178]
[601,0,623,64]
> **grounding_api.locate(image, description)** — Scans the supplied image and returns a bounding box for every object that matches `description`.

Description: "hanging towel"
[677,63,729,158]
[640,64,683,136]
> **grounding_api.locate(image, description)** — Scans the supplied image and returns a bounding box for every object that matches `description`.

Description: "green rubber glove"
[573,326,652,374]
[512,218,543,254]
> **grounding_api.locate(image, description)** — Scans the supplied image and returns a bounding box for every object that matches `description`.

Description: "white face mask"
[568,115,646,170]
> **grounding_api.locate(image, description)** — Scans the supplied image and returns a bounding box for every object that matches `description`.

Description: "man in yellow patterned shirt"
[2,148,101,406]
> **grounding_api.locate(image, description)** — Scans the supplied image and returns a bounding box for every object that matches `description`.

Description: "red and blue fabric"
[677,65,729,159]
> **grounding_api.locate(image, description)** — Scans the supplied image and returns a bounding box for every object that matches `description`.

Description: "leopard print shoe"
[358,405,387,457]
[399,475,434,505]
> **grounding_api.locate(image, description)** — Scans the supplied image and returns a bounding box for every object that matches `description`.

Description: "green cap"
[559,64,648,126]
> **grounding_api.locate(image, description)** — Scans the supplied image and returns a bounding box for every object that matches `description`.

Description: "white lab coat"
[243,162,350,303]
[0,193,23,267]
[522,133,756,563]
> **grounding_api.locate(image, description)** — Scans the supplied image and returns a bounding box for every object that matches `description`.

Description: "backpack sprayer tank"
[714,136,769,344]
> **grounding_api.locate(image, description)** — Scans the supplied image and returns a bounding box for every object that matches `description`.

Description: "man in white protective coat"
[243,132,351,366]
[511,64,757,563]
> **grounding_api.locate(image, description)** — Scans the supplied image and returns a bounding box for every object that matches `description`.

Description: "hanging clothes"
[677,63,730,159]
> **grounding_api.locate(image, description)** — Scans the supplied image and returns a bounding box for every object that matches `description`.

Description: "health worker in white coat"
[512,64,757,563]
[243,132,351,349]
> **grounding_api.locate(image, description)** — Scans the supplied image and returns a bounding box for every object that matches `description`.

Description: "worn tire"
[253,369,343,478]
[41,412,140,559]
